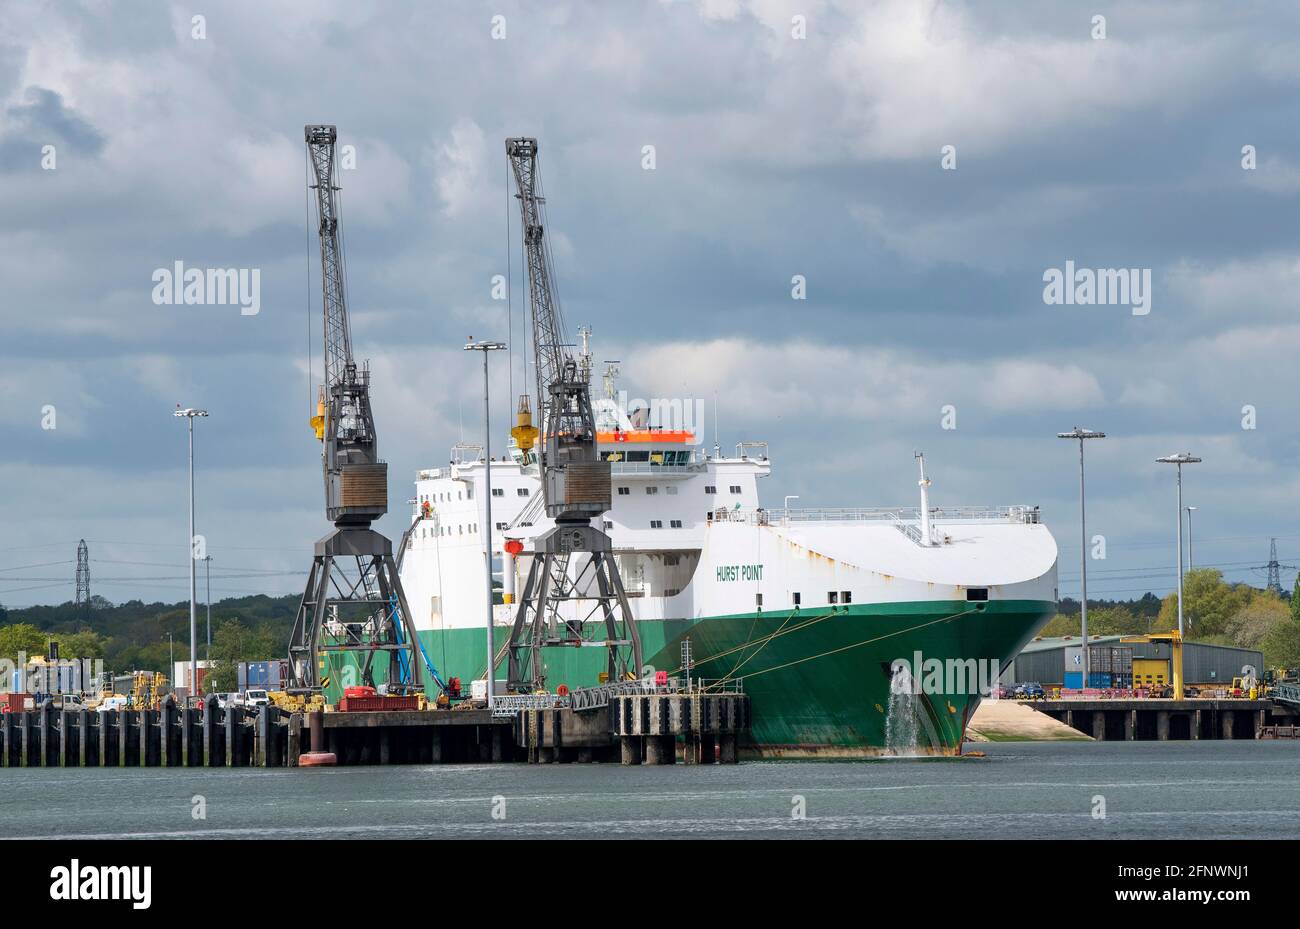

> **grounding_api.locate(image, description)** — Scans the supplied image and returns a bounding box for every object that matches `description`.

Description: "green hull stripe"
[327,600,1055,754]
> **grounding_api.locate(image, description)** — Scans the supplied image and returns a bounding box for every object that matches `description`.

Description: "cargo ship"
[391,360,1058,757]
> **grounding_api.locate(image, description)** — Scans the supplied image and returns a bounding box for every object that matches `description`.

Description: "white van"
[95,696,128,713]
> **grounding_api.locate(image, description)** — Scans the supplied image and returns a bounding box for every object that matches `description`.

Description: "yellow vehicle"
[130,671,169,710]
[1229,676,1258,699]
[270,691,327,713]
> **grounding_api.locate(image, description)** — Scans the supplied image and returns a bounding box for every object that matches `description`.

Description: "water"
[884,665,919,755]
[1,741,1297,839]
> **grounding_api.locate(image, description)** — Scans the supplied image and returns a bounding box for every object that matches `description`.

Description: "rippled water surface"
[2,740,1297,839]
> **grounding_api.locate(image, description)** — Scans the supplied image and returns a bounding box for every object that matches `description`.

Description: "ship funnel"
[915,451,934,547]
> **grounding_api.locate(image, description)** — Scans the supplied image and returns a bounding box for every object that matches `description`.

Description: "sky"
[3,0,1300,608]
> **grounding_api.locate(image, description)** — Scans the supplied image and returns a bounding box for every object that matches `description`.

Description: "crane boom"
[305,124,385,527]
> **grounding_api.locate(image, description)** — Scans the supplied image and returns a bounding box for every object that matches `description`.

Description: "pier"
[1030,697,1300,741]
[0,691,750,768]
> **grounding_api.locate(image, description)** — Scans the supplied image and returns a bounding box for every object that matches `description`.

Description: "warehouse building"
[1004,636,1264,689]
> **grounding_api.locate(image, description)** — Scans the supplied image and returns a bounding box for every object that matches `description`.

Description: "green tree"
[0,623,52,662]
[57,628,107,659]
[1291,574,1300,624]
[205,619,280,694]
[1261,616,1300,668]
[1156,568,1254,638]
[1225,597,1290,650]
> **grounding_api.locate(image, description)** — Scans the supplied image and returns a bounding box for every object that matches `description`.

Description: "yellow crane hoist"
[511,394,537,453]
[1121,630,1184,700]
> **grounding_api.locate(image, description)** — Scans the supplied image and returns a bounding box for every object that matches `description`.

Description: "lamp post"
[1157,454,1202,637]
[1184,506,1197,572]
[464,340,507,707]
[203,555,213,661]
[1058,427,1105,685]
[174,406,208,702]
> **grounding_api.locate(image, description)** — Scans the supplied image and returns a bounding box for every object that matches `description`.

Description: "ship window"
[492,488,504,497]
[466,488,473,499]
[730,485,742,494]
[646,486,659,495]
[517,488,529,496]
[650,520,663,529]
[670,520,682,528]
[793,592,801,606]
[828,591,839,604]
[756,593,763,608]
[496,522,507,530]
[650,452,664,465]
[966,588,989,602]
[618,486,630,495]
[604,520,613,530]
[626,451,650,462]
[705,485,717,494]
[841,591,852,604]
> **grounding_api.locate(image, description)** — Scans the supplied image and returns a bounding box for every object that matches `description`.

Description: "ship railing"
[607,462,703,475]
[888,512,924,544]
[710,505,1041,526]
[687,678,745,694]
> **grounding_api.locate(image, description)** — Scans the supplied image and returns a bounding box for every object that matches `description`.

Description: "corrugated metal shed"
[1005,636,1263,685]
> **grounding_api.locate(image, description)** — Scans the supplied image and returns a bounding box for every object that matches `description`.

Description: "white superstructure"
[397,436,1058,639]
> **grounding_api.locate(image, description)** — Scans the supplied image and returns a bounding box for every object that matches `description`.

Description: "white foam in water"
[885,664,920,756]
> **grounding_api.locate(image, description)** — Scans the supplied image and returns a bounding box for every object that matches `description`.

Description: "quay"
[0,690,750,768]
[1029,697,1300,741]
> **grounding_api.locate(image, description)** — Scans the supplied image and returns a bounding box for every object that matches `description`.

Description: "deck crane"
[287,124,425,695]
[503,137,643,691]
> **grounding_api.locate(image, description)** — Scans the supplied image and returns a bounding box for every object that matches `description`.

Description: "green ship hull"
[337,599,1053,757]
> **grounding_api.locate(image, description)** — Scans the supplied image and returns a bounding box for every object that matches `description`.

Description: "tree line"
[0,594,297,694]
[1046,568,1300,667]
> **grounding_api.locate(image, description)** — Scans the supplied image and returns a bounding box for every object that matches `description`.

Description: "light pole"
[174,406,207,701]
[464,340,506,707]
[203,555,213,661]
[1184,506,1197,572]
[1157,453,1202,637]
[1058,427,1105,686]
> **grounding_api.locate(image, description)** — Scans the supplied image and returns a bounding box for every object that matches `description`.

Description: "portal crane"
[503,137,642,691]
[288,124,424,694]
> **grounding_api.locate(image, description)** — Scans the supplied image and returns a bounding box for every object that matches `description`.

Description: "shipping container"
[337,695,420,712]
[238,659,289,694]
[1063,672,1083,690]
[173,661,212,694]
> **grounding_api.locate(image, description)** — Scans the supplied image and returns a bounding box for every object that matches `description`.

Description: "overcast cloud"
[4,0,1300,606]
